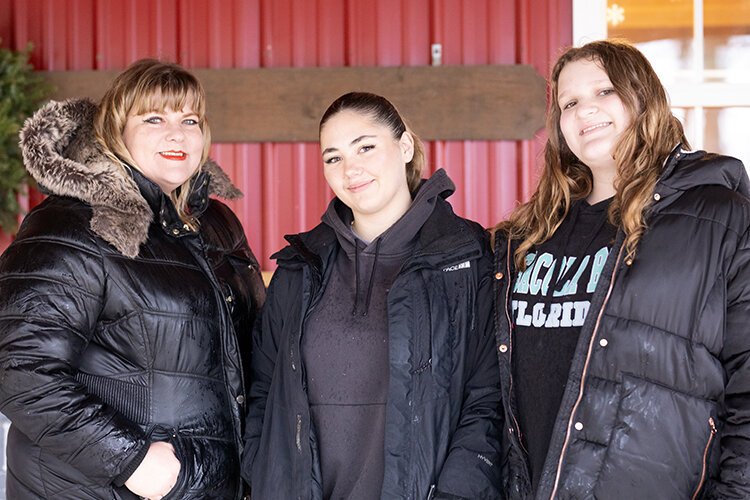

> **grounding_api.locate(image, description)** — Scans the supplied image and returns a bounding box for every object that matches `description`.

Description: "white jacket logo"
[443,261,471,272]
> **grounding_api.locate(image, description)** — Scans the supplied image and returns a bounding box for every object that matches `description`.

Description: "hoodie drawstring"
[362,238,381,317]
[352,241,361,316]
[351,237,382,317]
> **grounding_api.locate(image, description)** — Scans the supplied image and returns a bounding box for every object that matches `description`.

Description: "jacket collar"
[130,167,213,240]
[274,193,484,273]
[653,144,750,212]
[19,98,241,258]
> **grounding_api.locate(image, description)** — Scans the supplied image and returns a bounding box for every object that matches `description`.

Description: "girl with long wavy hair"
[493,40,750,499]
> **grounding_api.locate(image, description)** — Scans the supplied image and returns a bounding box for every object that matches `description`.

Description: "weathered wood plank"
[41,65,546,142]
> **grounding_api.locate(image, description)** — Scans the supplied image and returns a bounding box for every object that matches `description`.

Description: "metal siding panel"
[490,0,517,64]
[15,0,43,67]
[488,0,522,222]
[41,0,63,69]
[179,0,210,67]
[403,0,430,65]
[96,1,127,69]
[436,0,463,65]
[228,0,264,263]
[205,0,233,221]
[67,0,95,69]
[236,144,265,259]
[154,0,178,61]
[260,0,297,265]
[95,0,179,66]
[262,0,293,66]
[432,0,481,224]
[376,0,402,66]
[461,141,491,225]
[435,140,466,213]
[208,0,235,66]
[347,0,378,65]
[516,0,573,201]
[233,0,261,67]
[292,0,319,66]
[459,0,491,224]
[462,0,489,65]
[295,143,330,234]
[95,0,126,67]
[262,143,297,267]
[0,0,12,48]
[126,0,154,62]
[318,0,346,66]
[490,141,523,220]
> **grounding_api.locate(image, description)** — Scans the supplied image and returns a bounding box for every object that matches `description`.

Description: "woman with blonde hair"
[493,40,750,498]
[0,59,264,499]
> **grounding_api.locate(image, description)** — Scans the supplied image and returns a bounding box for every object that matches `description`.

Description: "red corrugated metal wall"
[0,0,571,269]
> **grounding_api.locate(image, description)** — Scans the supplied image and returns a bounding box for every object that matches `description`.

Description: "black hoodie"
[301,171,454,499]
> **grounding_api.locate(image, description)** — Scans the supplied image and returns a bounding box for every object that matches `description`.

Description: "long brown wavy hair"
[495,40,688,270]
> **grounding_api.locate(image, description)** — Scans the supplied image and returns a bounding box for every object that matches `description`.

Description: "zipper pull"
[427,484,436,500]
[295,414,302,452]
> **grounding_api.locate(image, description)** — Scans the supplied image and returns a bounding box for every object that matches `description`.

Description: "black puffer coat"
[494,147,750,499]
[0,99,265,499]
[243,181,503,499]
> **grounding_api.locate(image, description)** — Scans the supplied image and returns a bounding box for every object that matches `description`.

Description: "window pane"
[672,107,697,147]
[606,0,693,76]
[704,0,750,75]
[704,107,750,169]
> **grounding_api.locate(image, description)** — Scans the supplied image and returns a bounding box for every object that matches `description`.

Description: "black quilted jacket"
[0,99,265,499]
[494,147,750,499]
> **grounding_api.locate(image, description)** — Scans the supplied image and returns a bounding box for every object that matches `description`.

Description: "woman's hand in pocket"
[125,441,181,499]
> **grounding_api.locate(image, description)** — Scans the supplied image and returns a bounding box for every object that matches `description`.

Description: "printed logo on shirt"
[443,261,471,272]
[511,246,609,328]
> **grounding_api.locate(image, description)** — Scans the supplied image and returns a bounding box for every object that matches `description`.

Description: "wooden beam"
[41,65,546,142]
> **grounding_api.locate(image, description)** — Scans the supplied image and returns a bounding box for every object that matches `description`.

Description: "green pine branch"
[0,43,52,233]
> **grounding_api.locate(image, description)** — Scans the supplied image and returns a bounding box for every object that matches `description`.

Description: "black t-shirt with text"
[511,197,617,492]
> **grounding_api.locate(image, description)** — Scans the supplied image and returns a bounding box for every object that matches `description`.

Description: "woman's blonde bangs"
[127,79,206,119]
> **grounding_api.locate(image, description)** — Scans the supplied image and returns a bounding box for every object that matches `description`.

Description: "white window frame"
[573,0,750,151]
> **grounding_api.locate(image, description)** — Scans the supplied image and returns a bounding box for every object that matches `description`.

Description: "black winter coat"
[242,189,504,499]
[494,147,750,499]
[0,99,265,499]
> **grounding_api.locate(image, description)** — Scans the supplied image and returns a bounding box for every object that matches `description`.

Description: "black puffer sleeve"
[705,221,750,498]
[0,198,147,485]
[435,228,505,499]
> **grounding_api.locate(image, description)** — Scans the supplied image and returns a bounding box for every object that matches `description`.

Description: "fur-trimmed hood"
[19,98,242,258]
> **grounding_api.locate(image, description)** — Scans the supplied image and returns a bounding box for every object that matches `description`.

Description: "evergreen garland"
[0,44,51,233]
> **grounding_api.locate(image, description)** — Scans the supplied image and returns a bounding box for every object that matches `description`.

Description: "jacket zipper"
[503,239,526,454]
[295,413,303,452]
[195,234,245,451]
[691,417,717,500]
[292,267,324,456]
[549,243,626,499]
[291,265,324,374]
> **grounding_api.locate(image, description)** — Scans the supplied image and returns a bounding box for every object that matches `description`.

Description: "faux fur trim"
[19,98,242,258]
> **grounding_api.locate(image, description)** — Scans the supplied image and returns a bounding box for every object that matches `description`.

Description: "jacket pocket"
[161,430,194,500]
[592,374,717,498]
[143,426,193,500]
